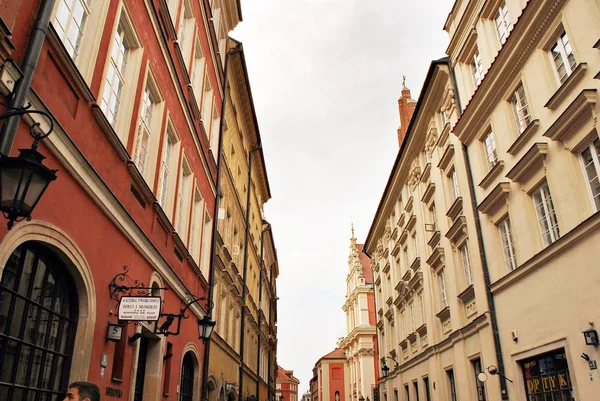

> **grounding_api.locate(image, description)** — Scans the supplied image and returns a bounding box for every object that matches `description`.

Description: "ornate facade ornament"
[358,348,375,356]
[425,125,438,157]
[408,159,421,189]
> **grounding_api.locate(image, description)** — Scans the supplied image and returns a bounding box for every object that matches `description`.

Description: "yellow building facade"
[367,1,600,401]
[207,37,279,401]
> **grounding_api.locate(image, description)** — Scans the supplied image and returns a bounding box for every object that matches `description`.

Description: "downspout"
[267,258,275,401]
[239,145,262,401]
[0,0,56,155]
[202,42,243,401]
[448,61,509,400]
[256,221,270,399]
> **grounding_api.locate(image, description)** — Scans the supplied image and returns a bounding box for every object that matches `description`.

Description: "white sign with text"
[118,296,162,321]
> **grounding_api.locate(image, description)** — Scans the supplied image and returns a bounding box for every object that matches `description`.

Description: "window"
[201,73,213,129]
[551,31,576,84]
[210,99,220,153]
[53,0,89,58]
[511,84,532,134]
[423,378,431,401]
[191,38,206,107]
[404,385,410,401]
[449,168,460,200]
[179,353,195,401]
[460,243,473,286]
[440,108,448,127]
[166,0,179,22]
[482,130,498,169]
[580,137,600,210]
[498,217,517,272]
[177,0,195,68]
[473,359,486,401]
[414,382,420,401]
[175,159,193,239]
[522,349,574,401]
[200,210,213,277]
[439,271,448,308]
[133,85,156,175]
[101,20,129,126]
[533,182,560,247]
[471,50,484,86]
[419,292,425,324]
[428,203,437,231]
[158,133,175,208]
[447,369,458,401]
[495,1,512,44]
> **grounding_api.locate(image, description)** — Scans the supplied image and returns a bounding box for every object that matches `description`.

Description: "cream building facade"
[340,228,378,401]
[446,0,600,400]
[208,38,279,401]
[367,1,600,401]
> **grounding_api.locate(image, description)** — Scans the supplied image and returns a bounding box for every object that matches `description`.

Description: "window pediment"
[421,182,435,204]
[426,247,445,271]
[544,63,588,110]
[506,143,548,189]
[438,144,455,173]
[478,182,511,215]
[446,197,463,221]
[543,89,597,151]
[445,216,468,244]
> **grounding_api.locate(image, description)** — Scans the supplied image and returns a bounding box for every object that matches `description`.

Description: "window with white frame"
[157,124,180,213]
[201,73,213,130]
[495,1,512,44]
[533,181,560,247]
[175,159,193,240]
[210,99,220,154]
[440,108,449,127]
[177,0,195,68]
[471,50,484,87]
[167,0,179,23]
[551,31,577,85]
[409,301,415,332]
[189,188,203,261]
[134,85,156,175]
[428,203,437,231]
[482,130,498,169]
[449,168,460,200]
[100,21,129,126]
[438,271,448,308]
[411,231,419,263]
[419,292,425,324]
[460,243,473,286]
[511,84,532,134]
[498,216,517,272]
[191,38,205,107]
[581,137,600,210]
[200,210,213,277]
[53,0,89,59]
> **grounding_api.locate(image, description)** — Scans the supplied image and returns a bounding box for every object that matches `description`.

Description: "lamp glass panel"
[22,172,49,212]
[14,169,34,212]
[0,166,22,209]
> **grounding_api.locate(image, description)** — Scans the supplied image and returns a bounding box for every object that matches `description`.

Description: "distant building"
[277,366,300,401]
[301,390,312,401]
[309,348,347,401]
[339,226,378,401]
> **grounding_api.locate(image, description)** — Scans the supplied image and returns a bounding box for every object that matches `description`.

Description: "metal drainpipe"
[201,43,242,401]
[256,221,270,399]
[239,145,262,401]
[0,0,56,155]
[267,258,275,401]
[448,61,509,400]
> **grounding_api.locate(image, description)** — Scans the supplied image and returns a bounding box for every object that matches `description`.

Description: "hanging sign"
[118,296,162,321]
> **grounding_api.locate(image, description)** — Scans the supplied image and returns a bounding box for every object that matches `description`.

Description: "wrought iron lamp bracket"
[154,296,214,336]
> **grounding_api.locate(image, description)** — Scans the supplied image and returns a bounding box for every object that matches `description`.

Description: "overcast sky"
[231,0,455,391]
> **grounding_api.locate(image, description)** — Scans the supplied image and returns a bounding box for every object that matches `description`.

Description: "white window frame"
[550,31,577,85]
[580,137,600,211]
[498,216,517,272]
[495,1,512,44]
[471,50,484,86]
[449,168,460,200]
[533,182,560,247]
[460,243,473,286]
[482,130,498,169]
[191,37,206,108]
[439,271,448,308]
[53,0,90,59]
[200,210,213,278]
[177,0,195,69]
[175,157,193,240]
[511,83,532,134]
[189,187,204,261]
[157,120,181,218]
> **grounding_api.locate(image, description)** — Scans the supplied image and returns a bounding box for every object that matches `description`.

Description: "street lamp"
[198,315,216,342]
[279,395,284,401]
[380,356,399,379]
[0,106,57,229]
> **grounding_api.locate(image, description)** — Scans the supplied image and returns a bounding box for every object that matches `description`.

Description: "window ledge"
[421,182,435,204]
[426,246,444,270]
[478,160,504,189]
[437,121,451,148]
[420,162,432,182]
[127,161,156,203]
[506,143,548,183]
[92,105,130,161]
[438,144,455,172]
[507,119,540,156]
[445,216,468,244]
[406,214,417,231]
[436,306,451,321]
[478,182,511,215]
[543,89,597,144]
[544,63,587,110]
[457,284,475,302]
[446,197,463,221]
[157,0,177,40]
[153,201,174,235]
[173,41,191,85]
[173,232,187,260]
[186,254,201,276]
[427,231,441,248]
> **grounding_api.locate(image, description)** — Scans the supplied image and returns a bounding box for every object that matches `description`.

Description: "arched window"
[0,242,78,400]
[180,352,195,401]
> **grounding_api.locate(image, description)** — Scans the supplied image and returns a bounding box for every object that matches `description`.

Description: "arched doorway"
[180,352,196,401]
[0,242,78,400]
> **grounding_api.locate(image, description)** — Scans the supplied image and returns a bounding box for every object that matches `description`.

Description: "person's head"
[64,382,100,401]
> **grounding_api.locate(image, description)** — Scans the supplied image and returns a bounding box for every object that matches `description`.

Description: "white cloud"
[232,0,455,391]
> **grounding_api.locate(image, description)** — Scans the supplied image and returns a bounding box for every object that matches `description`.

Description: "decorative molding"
[446,197,463,222]
[544,63,588,110]
[543,89,597,144]
[408,160,421,190]
[445,216,468,244]
[478,160,505,189]
[478,182,511,215]
[506,120,540,155]
[421,182,435,204]
[438,144,455,172]
[506,143,549,183]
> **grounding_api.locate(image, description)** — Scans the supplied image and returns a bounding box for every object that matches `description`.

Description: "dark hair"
[68,381,101,401]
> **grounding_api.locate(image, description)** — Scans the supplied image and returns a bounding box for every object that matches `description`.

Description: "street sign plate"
[118,296,162,321]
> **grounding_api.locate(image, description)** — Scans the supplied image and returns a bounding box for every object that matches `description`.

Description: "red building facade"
[276,366,300,401]
[0,0,240,400]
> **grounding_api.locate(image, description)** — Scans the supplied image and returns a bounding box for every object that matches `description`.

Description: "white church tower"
[340,224,377,401]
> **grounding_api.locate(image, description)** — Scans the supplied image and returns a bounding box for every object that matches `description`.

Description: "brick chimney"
[397,77,417,147]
